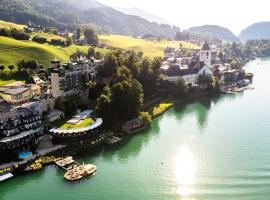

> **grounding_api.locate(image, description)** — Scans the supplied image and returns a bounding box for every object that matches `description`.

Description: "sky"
[98,0,270,35]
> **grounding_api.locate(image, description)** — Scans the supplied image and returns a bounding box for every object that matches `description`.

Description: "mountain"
[116,7,169,25]
[240,21,270,41]
[0,0,180,38]
[188,25,239,42]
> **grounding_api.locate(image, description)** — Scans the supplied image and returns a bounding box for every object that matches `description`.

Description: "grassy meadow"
[0,20,24,30]
[0,36,109,68]
[100,34,200,58]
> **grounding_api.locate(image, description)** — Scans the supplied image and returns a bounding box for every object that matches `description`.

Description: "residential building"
[0,103,44,152]
[49,57,103,98]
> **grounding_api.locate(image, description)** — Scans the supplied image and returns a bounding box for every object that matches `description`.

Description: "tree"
[88,47,95,58]
[174,77,187,97]
[152,57,162,77]
[230,61,244,70]
[113,66,132,83]
[138,57,157,97]
[0,65,5,74]
[70,49,87,60]
[95,51,103,60]
[8,65,14,72]
[66,37,73,46]
[111,79,144,120]
[55,98,66,113]
[0,28,11,37]
[25,60,39,71]
[98,53,118,77]
[87,81,106,100]
[137,51,144,58]
[83,27,98,45]
[17,60,26,72]
[76,28,81,39]
[95,87,113,127]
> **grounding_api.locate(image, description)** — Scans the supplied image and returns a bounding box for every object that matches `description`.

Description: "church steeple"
[200,41,211,66]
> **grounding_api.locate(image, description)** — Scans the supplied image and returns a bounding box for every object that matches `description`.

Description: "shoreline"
[0,90,220,182]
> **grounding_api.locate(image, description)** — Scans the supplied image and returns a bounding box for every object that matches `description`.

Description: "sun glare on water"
[174,145,197,198]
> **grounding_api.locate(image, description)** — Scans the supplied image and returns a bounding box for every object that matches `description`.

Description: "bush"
[0,28,11,37]
[10,28,30,40]
[32,36,47,44]
[0,28,30,40]
[140,112,152,126]
[51,39,66,46]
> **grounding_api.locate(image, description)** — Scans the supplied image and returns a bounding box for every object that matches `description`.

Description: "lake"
[1,58,270,200]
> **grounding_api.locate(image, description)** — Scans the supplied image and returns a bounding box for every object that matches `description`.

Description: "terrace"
[49,110,103,137]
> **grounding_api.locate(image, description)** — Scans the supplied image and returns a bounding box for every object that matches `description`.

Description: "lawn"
[99,34,200,58]
[0,20,24,30]
[0,36,110,69]
[60,118,94,129]
[152,103,173,118]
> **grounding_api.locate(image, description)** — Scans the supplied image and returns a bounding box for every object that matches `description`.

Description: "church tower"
[200,41,211,66]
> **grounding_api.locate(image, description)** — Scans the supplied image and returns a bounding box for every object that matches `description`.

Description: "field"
[0,36,110,69]
[0,20,24,30]
[100,34,200,58]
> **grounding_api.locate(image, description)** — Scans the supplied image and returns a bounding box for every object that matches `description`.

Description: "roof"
[202,41,210,51]
[2,81,25,87]
[0,107,32,123]
[50,118,103,134]
[2,87,30,95]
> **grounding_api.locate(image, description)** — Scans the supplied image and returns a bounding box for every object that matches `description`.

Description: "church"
[162,41,213,87]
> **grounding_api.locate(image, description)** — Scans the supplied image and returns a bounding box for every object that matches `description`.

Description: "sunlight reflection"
[174,145,197,197]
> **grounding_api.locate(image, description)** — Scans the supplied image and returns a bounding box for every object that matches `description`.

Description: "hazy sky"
[98,0,270,35]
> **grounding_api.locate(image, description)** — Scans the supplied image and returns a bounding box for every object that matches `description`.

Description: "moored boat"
[0,173,13,182]
[64,164,97,181]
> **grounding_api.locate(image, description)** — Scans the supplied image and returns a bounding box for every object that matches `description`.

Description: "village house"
[59,30,69,38]
[24,23,43,33]
[0,82,41,105]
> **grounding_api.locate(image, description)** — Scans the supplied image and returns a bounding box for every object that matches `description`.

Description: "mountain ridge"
[187,25,239,42]
[239,21,270,41]
[0,0,180,38]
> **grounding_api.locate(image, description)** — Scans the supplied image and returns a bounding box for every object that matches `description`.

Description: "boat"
[64,164,97,181]
[24,161,43,172]
[233,87,245,93]
[0,173,13,182]
[40,156,56,165]
[106,136,122,145]
[55,157,74,168]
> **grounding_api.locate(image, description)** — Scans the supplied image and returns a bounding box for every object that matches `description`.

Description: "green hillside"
[99,34,200,58]
[0,20,24,30]
[0,36,109,68]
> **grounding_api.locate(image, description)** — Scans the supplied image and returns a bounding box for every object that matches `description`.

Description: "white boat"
[0,173,14,182]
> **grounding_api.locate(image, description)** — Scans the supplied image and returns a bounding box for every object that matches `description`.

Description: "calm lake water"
[1,59,270,200]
